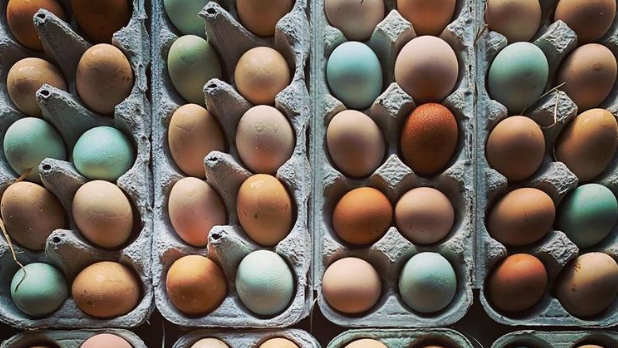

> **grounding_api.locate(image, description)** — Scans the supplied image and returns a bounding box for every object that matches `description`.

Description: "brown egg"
[0,181,65,251]
[577,345,604,348]
[487,188,555,246]
[236,105,295,174]
[168,177,226,247]
[485,0,541,42]
[80,334,132,348]
[6,0,66,50]
[259,338,299,348]
[71,0,131,43]
[554,0,616,44]
[397,0,456,36]
[236,174,293,246]
[556,252,618,317]
[395,187,454,245]
[324,0,384,41]
[556,109,618,182]
[344,340,388,348]
[486,116,545,182]
[557,44,617,111]
[333,187,392,246]
[322,257,381,314]
[7,57,67,116]
[76,44,134,114]
[234,47,290,105]
[191,338,229,348]
[72,261,140,318]
[168,104,225,178]
[237,0,293,37]
[166,255,227,316]
[400,103,458,176]
[395,36,459,103]
[487,254,547,312]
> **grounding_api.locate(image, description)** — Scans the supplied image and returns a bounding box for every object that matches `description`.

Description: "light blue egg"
[73,126,135,181]
[163,0,211,37]
[327,41,383,110]
[10,263,68,317]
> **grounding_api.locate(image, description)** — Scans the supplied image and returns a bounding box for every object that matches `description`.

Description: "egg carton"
[492,330,618,348]
[0,0,153,329]
[310,0,476,327]
[1,329,147,348]
[326,328,475,348]
[475,0,618,327]
[150,0,312,328]
[172,329,320,348]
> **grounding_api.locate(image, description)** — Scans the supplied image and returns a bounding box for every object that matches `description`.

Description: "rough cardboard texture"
[492,331,618,348]
[173,329,320,348]
[1,329,147,348]
[326,329,474,348]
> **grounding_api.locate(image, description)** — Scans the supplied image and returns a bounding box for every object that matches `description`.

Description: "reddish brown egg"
[397,0,456,36]
[71,0,131,43]
[554,0,616,44]
[6,0,66,50]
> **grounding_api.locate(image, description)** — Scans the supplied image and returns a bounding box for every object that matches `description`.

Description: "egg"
[166,255,227,316]
[556,253,618,317]
[236,105,295,174]
[235,250,294,316]
[73,126,135,181]
[168,35,222,105]
[259,338,299,348]
[554,0,616,44]
[71,0,131,43]
[163,0,210,36]
[10,263,68,317]
[6,0,66,50]
[191,339,229,348]
[326,110,385,178]
[1,181,65,251]
[236,174,293,246]
[397,0,456,36]
[487,254,547,312]
[558,184,617,248]
[168,104,225,178]
[399,252,457,313]
[332,187,392,246]
[237,0,293,37]
[72,261,140,318]
[324,0,384,41]
[3,117,66,183]
[395,36,458,104]
[487,188,555,246]
[235,47,290,105]
[344,340,388,348]
[395,187,454,245]
[485,0,541,43]
[556,109,617,182]
[326,42,383,109]
[487,42,548,113]
[7,57,67,116]
[577,346,604,348]
[80,334,132,348]
[76,44,134,114]
[72,180,133,249]
[486,116,545,182]
[168,177,226,247]
[322,257,381,314]
[558,44,617,111]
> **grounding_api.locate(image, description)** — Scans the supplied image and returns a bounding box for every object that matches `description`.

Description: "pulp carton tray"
[326,329,475,348]
[1,329,147,348]
[492,331,618,348]
[173,329,320,348]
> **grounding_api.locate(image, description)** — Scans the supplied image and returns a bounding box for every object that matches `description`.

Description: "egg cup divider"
[172,329,320,348]
[325,328,475,348]
[491,330,618,348]
[0,329,147,348]
[0,0,153,329]
[310,0,476,327]
[475,0,618,327]
[151,0,313,327]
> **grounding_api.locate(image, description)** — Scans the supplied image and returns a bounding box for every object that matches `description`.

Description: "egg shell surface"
[324,0,384,41]
[10,263,68,317]
[554,0,616,44]
[71,0,131,43]
[6,0,66,50]
[80,334,132,348]
[237,0,293,37]
[72,126,135,181]
[397,0,456,36]
[191,338,229,348]
[344,339,388,348]
[485,0,541,43]
[322,257,381,314]
[259,338,299,348]
[395,187,455,245]
[163,0,211,36]
[234,47,291,105]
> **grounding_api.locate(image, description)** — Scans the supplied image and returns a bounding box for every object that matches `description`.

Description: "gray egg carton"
[173,329,320,348]
[151,0,312,328]
[326,328,475,348]
[1,329,147,348]
[0,0,153,329]
[310,0,476,327]
[475,0,618,327]
[492,330,618,348]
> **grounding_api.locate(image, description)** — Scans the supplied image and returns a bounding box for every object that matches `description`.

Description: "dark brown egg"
[554,0,616,44]
[71,0,131,43]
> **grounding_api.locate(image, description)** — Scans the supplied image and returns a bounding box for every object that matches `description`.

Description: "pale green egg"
[73,126,135,181]
[163,0,211,37]
[10,263,68,317]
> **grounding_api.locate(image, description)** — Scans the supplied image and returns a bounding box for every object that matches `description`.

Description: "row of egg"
[20,333,136,348]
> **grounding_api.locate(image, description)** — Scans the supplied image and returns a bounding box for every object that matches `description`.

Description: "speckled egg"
[485,0,541,42]
[397,0,456,36]
[322,257,381,314]
[72,126,135,181]
[6,0,66,50]
[235,47,290,105]
[80,334,132,348]
[259,338,299,348]
[395,187,455,245]
[237,0,293,37]
[163,0,210,36]
[344,339,388,348]
[10,263,68,317]
[71,0,131,43]
[554,0,616,44]
[191,338,229,348]
[324,0,384,41]
[487,254,547,312]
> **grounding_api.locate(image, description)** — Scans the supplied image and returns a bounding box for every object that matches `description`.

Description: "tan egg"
[168,104,225,178]
[237,174,293,246]
[237,0,293,37]
[6,0,66,50]
[327,110,385,178]
[7,57,67,116]
[80,334,132,348]
[554,0,616,44]
[557,44,617,111]
[72,180,133,249]
[577,346,604,348]
[0,181,65,251]
[344,340,388,348]
[166,255,227,316]
[234,47,290,105]
[71,0,131,43]
[324,0,384,41]
[485,0,541,42]
[556,109,618,182]
[168,177,226,247]
[395,187,454,245]
[333,187,392,246]
[259,338,299,348]
[322,257,381,314]
[487,254,547,312]
[76,44,134,114]
[191,338,229,348]
[486,116,545,182]
[236,105,295,174]
[72,261,140,318]
[397,0,456,36]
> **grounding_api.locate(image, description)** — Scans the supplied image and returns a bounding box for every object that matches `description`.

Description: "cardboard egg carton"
[492,330,618,348]
[475,0,618,327]
[150,0,312,327]
[0,0,153,329]
[326,329,475,348]
[1,329,147,348]
[172,329,320,348]
[311,0,475,327]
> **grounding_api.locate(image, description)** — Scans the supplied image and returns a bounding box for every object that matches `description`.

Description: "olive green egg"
[163,0,211,37]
